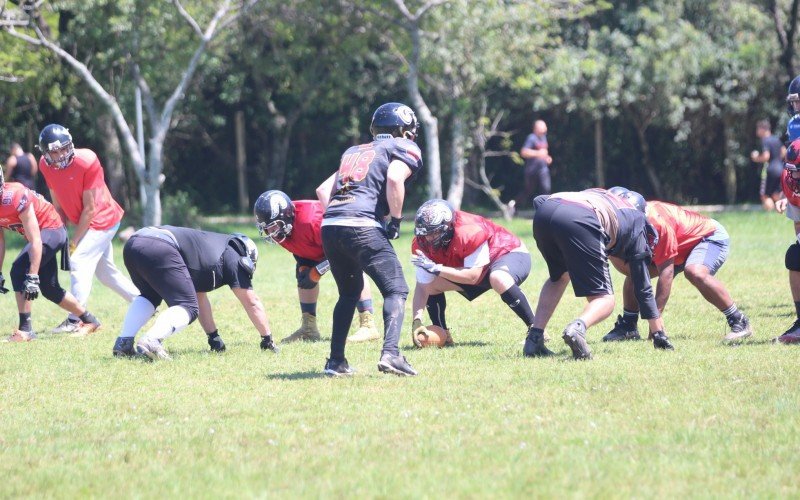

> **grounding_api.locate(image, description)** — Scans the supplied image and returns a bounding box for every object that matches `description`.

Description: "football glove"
[386,217,403,240]
[23,274,40,301]
[0,272,8,294]
[207,330,226,352]
[410,252,442,275]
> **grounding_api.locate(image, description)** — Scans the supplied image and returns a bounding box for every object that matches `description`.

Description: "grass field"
[1,209,798,498]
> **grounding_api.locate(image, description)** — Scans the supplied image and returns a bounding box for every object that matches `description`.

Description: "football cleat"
[70,321,102,338]
[260,335,280,353]
[112,337,137,357]
[377,353,418,376]
[3,330,38,343]
[602,315,641,342]
[562,320,592,360]
[324,357,354,377]
[281,313,320,343]
[51,318,81,334]
[723,314,753,344]
[523,327,554,357]
[135,337,172,361]
[776,319,800,344]
[349,311,380,342]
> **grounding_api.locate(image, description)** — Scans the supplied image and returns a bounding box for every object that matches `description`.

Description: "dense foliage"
[1,0,796,218]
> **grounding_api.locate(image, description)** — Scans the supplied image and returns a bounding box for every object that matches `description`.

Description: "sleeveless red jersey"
[0,182,63,237]
[278,200,326,262]
[411,211,521,269]
[781,170,800,207]
[39,148,124,230]
[646,201,717,267]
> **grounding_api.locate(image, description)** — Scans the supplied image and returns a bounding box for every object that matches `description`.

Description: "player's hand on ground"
[0,273,8,294]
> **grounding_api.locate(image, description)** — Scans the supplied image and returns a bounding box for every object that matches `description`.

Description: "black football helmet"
[785,139,800,195]
[254,190,295,244]
[620,190,646,213]
[38,124,75,169]
[788,76,800,116]
[414,199,455,251]
[370,102,419,141]
[607,186,629,197]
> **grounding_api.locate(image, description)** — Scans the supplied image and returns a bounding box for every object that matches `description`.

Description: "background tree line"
[1,0,798,225]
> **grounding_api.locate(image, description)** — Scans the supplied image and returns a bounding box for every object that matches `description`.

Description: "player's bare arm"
[654,259,676,313]
[316,172,337,209]
[74,188,99,245]
[49,189,67,223]
[232,287,273,338]
[196,292,217,334]
[386,160,412,218]
[0,229,6,270]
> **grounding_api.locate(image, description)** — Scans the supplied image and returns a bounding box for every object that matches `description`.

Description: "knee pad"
[786,243,800,272]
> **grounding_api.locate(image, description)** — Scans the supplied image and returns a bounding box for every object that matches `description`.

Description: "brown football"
[416,325,453,348]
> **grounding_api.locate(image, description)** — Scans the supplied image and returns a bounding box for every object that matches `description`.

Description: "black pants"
[123,234,200,322]
[321,224,408,358]
[11,227,68,304]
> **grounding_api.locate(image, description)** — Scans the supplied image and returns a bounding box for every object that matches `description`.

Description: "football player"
[316,102,422,376]
[526,188,671,360]
[603,188,752,344]
[0,171,101,341]
[774,138,800,343]
[37,124,139,334]
[254,190,380,343]
[409,199,542,351]
[111,226,278,360]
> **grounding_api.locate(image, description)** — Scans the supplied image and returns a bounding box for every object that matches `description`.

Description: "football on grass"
[416,325,452,348]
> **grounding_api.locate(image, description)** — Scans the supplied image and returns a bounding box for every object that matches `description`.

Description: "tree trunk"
[235,110,248,213]
[634,124,663,198]
[723,118,737,204]
[447,112,466,208]
[98,113,129,208]
[594,118,605,187]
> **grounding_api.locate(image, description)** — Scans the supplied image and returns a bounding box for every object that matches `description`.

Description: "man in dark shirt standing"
[751,119,785,211]
[523,189,672,360]
[317,102,422,376]
[511,120,552,214]
[4,143,38,190]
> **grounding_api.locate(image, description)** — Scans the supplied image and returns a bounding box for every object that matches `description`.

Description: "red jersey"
[0,182,63,237]
[278,200,326,262]
[411,211,522,272]
[781,170,800,207]
[39,148,124,230]
[646,201,717,267]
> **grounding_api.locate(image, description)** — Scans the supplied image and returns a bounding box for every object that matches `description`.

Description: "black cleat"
[562,320,592,360]
[112,336,137,357]
[775,319,800,344]
[377,353,418,376]
[523,327,554,357]
[324,357,354,377]
[723,314,753,344]
[260,335,279,353]
[652,331,674,350]
[602,315,641,342]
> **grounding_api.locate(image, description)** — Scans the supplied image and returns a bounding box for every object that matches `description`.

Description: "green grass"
[1,210,798,498]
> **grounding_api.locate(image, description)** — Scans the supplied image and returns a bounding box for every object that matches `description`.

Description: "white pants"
[67,225,140,321]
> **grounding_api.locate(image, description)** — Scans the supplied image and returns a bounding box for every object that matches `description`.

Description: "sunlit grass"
[0,210,797,497]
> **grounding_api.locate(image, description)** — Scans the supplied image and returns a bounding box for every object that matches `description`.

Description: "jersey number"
[338,149,376,183]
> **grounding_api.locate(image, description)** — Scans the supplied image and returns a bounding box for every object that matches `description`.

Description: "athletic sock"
[357,299,373,314]
[18,313,32,332]
[622,309,639,327]
[426,293,448,330]
[79,312,99,325]
[500,285,535,326]
[300,302,317,317]
[722,303,743,322]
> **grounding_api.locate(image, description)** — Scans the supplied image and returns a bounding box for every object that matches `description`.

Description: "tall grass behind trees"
[0,210,797,497]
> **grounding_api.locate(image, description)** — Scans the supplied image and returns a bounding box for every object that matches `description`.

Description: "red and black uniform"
[781,170,800,272]
[647,201,717,268]
[321,136,423,359]
[0,182,69,303]
[277,200,326,279]
[412,211,529,300]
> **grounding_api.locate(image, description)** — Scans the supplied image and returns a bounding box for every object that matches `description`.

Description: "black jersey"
[323,137,423,223]
[161,225,242,292]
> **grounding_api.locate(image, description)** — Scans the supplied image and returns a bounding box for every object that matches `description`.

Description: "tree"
[2,0,256,225]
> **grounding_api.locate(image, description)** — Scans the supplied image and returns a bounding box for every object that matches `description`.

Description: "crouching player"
[111,226,277,359]
[254,190,380,343]
[774,139,800,344]
[409,199,542,351]
[604,188,752,344]
[0,172,101,341]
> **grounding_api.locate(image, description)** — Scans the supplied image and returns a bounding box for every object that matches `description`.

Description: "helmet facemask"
[414,199,455,252]
[258,219,292,244]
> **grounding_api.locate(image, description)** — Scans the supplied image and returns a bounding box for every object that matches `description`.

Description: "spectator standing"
[5,142,38,190]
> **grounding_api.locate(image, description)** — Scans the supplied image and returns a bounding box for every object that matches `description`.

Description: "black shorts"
[457,251,531,301]
[11,227,68,304]
[533,198,612,297]
[123,233,199,321]
[763,166,783,197]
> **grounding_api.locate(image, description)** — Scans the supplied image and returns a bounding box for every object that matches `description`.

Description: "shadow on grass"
[266,371,328,381]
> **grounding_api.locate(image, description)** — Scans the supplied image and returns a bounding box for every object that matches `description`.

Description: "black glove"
[207,330,226,352]
[260,335,280,353]
[23,274,40,301]
[386,217,403,240]
[297,267,317,290]
[0,273,8,294]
